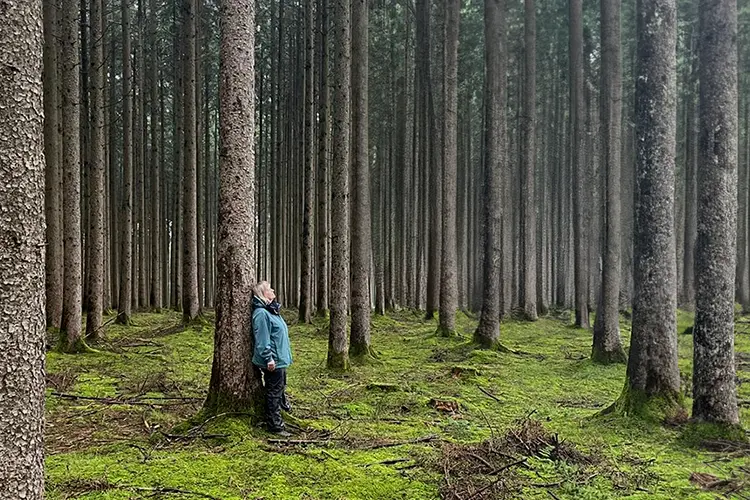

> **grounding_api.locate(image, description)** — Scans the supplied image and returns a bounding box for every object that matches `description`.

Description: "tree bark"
[60,0,85,350]
[692,0,740,426]
[149,0,161,310]
[592,0,626,364]
[611,0,683,419]
[316,0,329,316]
[327,0,351,371]
[205,0,264,414]
[86,0,106,341]
[0,1,46,494]
[437,0,460,337]
[474,0,506,349]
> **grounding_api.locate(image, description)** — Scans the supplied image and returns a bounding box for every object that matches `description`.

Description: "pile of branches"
[438,415,597,500]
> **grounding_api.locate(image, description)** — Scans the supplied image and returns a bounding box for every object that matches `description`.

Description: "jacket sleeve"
[253,309,274,364]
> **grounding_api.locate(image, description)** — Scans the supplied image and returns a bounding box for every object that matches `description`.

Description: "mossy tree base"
[54,334,95,354]
[326,350,350,371]
[681,421,748,447]
[591,346,627,365]
[436,325,457,338]
[115,312,132,326]
[600,385,685,423]
[202,391,264,420]
[349,344,379,365]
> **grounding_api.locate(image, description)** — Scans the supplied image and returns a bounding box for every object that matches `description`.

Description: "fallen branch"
[478,387,503,403]
[359,434,439,450]
[464,459,527,500]
[267,438,331,445]
[124,485,219,499]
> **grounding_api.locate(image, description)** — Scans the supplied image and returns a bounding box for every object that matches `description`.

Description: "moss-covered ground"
[45,309,750,499]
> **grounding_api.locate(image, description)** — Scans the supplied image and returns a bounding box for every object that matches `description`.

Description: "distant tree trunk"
[569,0,588,328]
[592,0,626,364]
[692,0,739,427]
[136,0,147,311]
[316,0,330,316]
[474,0,506,349]
[182,0,200,322]
[350,0,373,360]
[682,26,698,310]
[205,0,264,414]
[437,0,459,337]
[59,0,85,351]
[327,0,351,371]
[86,0,106,341]
[520,0,537,321]
[299,0,315,324]
[43,0,63,330]
[149,0,161,310]
[610,0,683,419]
[118,0,134,325]
[0,2,45,494]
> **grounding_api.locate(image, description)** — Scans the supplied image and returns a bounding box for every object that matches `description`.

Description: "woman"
[252,281,293,436]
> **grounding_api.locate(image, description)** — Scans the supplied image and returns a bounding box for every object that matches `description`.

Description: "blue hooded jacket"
[252,295,293,369]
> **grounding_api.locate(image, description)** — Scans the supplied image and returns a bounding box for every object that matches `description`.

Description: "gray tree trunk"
[692,0,740,426]
[86,0,106,341]
[474,0,506,349]
[149,0,161,310]
[118,0,134,325]
[350,0,373,359]
[0,2,46,495]
[43,0,63,330]
[437,0,459,337]
[612,0,682,418]
[327,0,351,371]
[316,0,330,316]
[182,0,200,322]
[60,0,85,350]
[592,0,626,364]
[520,0,537,321]
[205,0,264,414]
[682,25,698,310]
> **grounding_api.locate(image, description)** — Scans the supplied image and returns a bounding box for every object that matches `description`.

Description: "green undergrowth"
[44,308,750,499]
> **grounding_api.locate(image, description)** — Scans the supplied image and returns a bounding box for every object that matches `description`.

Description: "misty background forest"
[2,0,750,498]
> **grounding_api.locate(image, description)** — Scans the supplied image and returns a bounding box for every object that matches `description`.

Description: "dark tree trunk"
[0,2,46,493]
[692,0,740,426]
[316,0,330,316]
[474,0,506,349]
[205,0,264,414]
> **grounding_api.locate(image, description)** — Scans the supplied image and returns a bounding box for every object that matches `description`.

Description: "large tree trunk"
[299,0,315,324]
[327,0,351,371]
[692,0,739,427]
[520,0,537,321]
[437,0,459,337]
[0,2,46,495]
[43,0,63,330]
[118,0,134,325]
[611,0,683,419]
[86,0,106,341]
[205,0,264,414]
[592,0,626,364]
[474,0,506,349]
[182,0,200,322]
[60,0,85,351]
[569,0,588,328]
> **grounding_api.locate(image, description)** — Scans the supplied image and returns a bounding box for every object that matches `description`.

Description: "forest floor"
[44,308,750,500]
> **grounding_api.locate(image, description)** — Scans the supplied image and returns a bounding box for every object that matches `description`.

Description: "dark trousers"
[261,367,287,431]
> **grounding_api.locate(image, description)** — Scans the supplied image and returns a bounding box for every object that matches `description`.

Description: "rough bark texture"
[149,0,161,310]
[205,0,264,414]
[520,0,537,321]
[316,0,330,317]
[569,0,589,328]
[60,0,85,351]
[592,0,626,364]
[182,0,200,322]
[86,0,106,341]
[299,0,315,324]
[118,0,134,325]
[43,0,63,330]
[682,26,698,310]
[350,0,373,359]
[692,0,739,426]
[328,0,351,371]
[0,1,46,495]
[614,0,683,419]
[474,0,505,349]
[437,0,459,337]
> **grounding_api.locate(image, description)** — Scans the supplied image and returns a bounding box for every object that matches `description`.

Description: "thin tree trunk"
[299,0,315,323]
[316,0,330,316]
[149,0,161,310]
[521,0,537,321]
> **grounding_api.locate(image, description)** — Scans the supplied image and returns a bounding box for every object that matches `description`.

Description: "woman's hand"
[267,359,276,372]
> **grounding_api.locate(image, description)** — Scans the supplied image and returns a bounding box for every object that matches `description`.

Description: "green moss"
[681,421,747,447]
[601,384,686,423]
[326,350,351,371]
[591,345,627,365]
[436,325,458,338]
[54,332,95,354]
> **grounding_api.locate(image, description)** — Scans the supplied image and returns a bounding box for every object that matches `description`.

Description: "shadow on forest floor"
[43,309,750,499]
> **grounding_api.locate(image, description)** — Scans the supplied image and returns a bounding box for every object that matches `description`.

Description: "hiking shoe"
[271,429,292,438]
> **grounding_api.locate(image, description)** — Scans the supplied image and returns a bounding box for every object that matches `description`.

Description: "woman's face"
[263,284,276,302]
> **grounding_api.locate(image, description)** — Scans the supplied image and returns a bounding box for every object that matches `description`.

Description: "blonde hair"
[253,281,271,304]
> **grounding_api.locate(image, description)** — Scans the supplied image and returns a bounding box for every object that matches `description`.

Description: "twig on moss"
[464,458,527,500]
[124,485,219,499]
[478,387,503,403]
